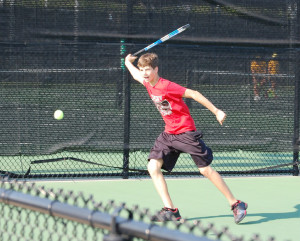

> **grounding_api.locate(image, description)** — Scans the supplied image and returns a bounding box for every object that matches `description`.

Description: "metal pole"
[123,72,130,179]
[122,0,134,179]
[293,51,299,176]
[288,0,299,175]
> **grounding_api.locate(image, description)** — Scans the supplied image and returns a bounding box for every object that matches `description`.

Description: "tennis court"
[1,0,300,240]
[36,175,300,241]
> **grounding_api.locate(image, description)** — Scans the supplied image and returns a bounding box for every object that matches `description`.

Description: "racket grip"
[133,48,145,56]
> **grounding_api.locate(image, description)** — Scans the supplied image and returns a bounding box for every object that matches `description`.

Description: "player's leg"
[147,158,174,209]
[252,77,261,100]
[147,132,182,221]
[172,131,248,224]
[260,77,269,98]
[199,165,248,224]
[198,165,236,204]
[267,76,277,98]
[148,158,181,221]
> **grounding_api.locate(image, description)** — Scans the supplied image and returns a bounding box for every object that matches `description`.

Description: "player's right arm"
[125,54,144,84]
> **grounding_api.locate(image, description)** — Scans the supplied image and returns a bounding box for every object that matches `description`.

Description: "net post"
[122,71,131,179]
[289,0,299,176]
[122,1,134,179]
[293,49,299,176]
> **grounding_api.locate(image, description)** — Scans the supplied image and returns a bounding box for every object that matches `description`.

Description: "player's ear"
[154,66,158,73]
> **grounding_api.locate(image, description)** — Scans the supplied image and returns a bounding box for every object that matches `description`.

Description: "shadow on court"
[186,204,300,225]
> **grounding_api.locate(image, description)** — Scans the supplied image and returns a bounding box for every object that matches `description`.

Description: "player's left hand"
[216,109,226,125]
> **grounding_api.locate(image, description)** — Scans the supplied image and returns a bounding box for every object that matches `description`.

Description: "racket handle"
[132,48,145,56]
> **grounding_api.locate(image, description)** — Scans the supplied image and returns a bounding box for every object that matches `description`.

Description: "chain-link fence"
[0,180,279,241]
[0,0,299,179]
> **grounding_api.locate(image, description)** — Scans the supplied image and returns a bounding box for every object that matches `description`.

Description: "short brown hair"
[137,53,159,69]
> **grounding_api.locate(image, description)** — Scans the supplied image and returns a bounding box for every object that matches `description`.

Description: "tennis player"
[251,55,267,101]
[267,52,279,98]
[125,53,247,224]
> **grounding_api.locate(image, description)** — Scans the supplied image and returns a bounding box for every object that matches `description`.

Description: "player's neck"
[149,75,160,87]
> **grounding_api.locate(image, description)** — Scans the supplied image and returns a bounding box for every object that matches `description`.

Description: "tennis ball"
[54,110,64,120]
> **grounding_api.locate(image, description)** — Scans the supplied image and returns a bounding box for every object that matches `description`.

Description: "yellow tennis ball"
[54,110,64,120]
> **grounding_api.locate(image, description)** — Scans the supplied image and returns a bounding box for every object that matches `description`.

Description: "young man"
[125,53,247,224]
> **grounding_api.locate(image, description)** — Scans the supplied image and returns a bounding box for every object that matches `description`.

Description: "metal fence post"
[122,0,134,179]
[293,49,299,176]
[288,0,300,176]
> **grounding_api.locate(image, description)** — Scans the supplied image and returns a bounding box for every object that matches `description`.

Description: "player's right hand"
[125,54,137,63]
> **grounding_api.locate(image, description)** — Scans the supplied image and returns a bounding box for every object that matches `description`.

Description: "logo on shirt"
[151,95,172,116]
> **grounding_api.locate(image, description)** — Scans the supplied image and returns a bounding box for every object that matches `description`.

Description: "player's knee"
[147,159,162,175]
[199,165,214,177]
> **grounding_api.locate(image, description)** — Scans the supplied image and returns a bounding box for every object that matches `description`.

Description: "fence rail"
[0,181,278,241]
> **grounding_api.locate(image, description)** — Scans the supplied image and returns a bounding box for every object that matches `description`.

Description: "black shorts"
[148,131,213,172]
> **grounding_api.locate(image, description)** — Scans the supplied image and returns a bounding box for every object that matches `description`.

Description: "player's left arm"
[183,88,226,125]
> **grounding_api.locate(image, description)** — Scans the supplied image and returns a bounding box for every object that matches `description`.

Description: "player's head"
[138,53,159,69]
[137,53,159,83]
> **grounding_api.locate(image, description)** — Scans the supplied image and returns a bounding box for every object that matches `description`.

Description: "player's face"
[139,66,158,83]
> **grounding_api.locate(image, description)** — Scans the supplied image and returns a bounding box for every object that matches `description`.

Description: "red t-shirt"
[144,77,196,134]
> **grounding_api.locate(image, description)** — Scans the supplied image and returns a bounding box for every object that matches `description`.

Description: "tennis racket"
[133,24,190,56]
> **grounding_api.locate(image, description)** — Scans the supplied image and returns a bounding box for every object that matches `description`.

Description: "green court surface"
[39,176,300,241]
